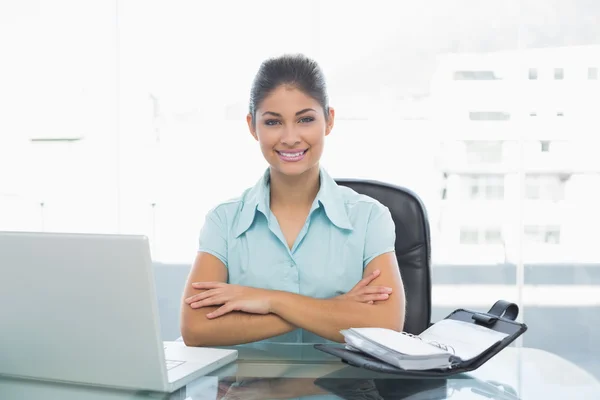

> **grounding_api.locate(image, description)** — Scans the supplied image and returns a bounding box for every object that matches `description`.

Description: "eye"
[264,119,281,126]
[298,116,314,123]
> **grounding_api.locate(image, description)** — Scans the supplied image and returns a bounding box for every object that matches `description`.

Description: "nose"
[280,125,301,147]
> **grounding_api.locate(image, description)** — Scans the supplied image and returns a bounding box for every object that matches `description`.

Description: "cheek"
[305,128,326,148]
[260,142,274,157]
[256,132,276,151]
[258,140,280,162]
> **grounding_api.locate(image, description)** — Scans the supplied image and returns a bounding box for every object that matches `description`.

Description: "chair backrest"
[336,179,432,334]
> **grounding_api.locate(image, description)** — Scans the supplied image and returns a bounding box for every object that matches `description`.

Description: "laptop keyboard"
[165,360,185,370]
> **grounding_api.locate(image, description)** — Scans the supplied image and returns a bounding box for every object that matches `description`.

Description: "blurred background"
[1,0,599,377]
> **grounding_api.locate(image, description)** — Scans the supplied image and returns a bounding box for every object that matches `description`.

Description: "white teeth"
[280,151,304,157]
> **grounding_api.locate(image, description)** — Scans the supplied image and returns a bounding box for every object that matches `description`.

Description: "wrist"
[267,290,287,314]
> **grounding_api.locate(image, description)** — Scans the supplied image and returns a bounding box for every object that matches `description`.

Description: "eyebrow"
[261,108,316,117]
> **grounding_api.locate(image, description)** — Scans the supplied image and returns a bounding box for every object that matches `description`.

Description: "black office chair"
[336,179,432,335]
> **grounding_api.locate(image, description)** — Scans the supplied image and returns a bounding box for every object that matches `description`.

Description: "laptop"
[0,231,238,393]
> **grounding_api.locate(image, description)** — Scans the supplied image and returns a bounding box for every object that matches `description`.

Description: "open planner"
[315,300,528,377]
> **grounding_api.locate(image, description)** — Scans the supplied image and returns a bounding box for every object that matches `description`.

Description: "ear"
[325,107,335,137]
[246,113,258,141]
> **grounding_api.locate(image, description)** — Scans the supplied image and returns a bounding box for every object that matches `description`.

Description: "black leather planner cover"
[314,376,521,400]
[315,300,528,377]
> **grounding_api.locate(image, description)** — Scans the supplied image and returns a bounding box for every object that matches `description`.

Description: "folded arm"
[269,252,404,342]
[196,252,406,343]
[180,252,296,347]
[181,252,404,346]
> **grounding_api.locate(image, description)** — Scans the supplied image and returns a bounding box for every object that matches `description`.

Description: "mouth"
[276,149,308,162]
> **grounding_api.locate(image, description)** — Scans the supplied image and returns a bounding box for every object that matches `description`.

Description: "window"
[545,230,561,244]
[485,184,505,200]
[453,70,499,80]
[554,68,564,80]
[460,229,479,245]
[525,174,567,201]
[465,141,503,164]
[469,112,511,121]
[461,175,505,200]
[484,229,503,245]
[524,226,561,244]
[528,68,538,80]
[460,228,503,245]
[589,67,598,80]
[540,141,551,152]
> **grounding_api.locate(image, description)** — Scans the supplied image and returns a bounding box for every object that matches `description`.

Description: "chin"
[272,161,317,177]
[276,165,309,176]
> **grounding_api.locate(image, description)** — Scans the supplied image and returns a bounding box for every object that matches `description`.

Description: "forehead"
[257,85,322,114]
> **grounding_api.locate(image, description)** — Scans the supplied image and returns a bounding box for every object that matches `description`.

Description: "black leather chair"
[336,179,432,335]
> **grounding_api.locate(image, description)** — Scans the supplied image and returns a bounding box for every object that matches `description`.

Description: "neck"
[269,164,321,210]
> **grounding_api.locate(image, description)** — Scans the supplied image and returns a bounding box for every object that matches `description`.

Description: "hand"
[337,269,393,304]
[185,282,271,319]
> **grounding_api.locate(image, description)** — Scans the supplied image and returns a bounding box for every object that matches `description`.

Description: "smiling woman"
[179,54,406,346]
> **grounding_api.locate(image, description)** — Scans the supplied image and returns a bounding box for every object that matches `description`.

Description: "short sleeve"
[363,204,396,268]
[198,209,228,267]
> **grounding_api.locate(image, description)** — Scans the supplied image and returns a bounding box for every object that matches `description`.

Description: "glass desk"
[1,344,599,399]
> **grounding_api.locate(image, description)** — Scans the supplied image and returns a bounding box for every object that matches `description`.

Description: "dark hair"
[249,54,329,124]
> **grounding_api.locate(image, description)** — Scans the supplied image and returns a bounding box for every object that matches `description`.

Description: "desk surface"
[1,344,599,400]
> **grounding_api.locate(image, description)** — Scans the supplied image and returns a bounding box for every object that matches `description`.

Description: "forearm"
[181,307,296,347]
[262,378,329,398]
[269,292,403,343]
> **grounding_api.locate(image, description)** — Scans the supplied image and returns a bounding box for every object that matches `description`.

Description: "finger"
[368,301,374,305]
[359,293,390,303]
[353,269,381,290]
[190,297,225,309]
[185,289,219,304]
[207,303,236,319]
[351,275,372,291]
[192,281,225,290]
[360,286,393,295]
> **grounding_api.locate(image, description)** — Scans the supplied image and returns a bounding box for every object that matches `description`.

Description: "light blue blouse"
[197,167,396,343]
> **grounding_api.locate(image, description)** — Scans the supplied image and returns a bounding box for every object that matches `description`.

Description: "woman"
[180,54,406,346]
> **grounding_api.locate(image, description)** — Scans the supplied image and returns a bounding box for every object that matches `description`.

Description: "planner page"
[347,328,450,358]
[419,319,509,361]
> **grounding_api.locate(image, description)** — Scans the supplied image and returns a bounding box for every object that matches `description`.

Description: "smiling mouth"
[276,149,309,162]
[276,149,308,157]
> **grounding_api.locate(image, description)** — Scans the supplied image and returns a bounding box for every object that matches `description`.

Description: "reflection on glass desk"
[1,344,599,400]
